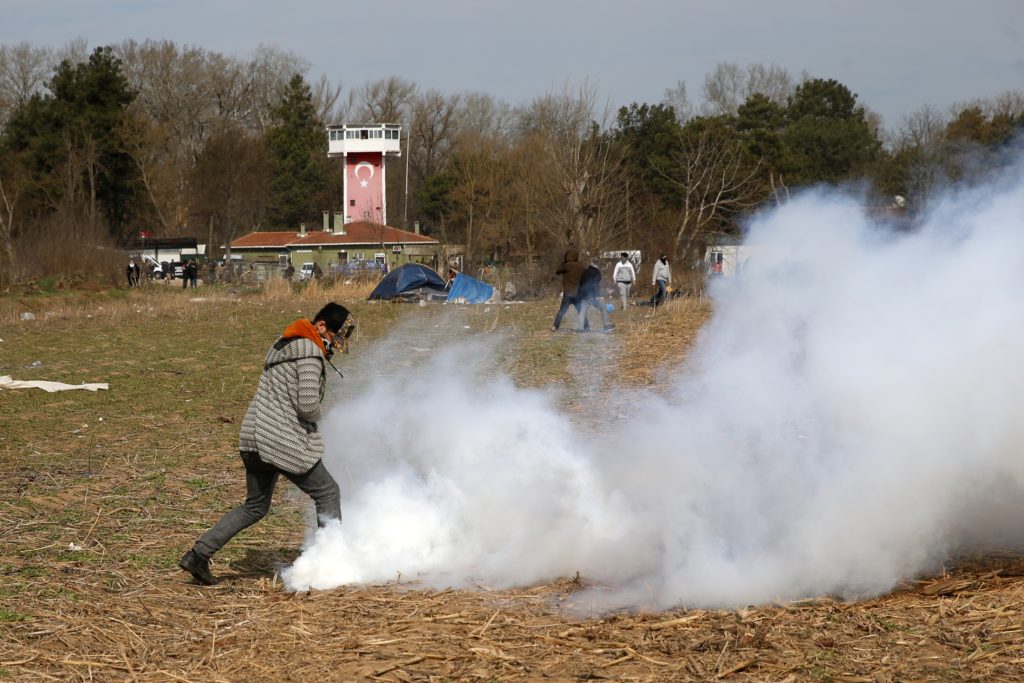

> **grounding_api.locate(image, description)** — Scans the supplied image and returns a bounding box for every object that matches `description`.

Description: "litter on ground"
[0,375,109,392]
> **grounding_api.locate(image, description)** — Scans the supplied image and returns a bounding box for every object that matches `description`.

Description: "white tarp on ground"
[0,376,109,392]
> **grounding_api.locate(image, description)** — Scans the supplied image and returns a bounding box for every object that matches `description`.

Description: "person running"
[178,302,355,585]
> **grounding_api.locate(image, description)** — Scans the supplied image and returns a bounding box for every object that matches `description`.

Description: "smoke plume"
[284,162,1024,609]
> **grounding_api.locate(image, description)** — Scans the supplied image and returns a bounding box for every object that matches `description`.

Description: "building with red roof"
[230,220,447,275]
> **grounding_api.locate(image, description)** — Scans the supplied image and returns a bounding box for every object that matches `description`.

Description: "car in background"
[298,263,316,281]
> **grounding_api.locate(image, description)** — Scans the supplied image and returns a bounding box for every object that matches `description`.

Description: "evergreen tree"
[2,46,139,240]
[782,78,880,186]
[736,93,786,167]
[614,102,682,197]
[417,168,459,227]
[265,74,331,229]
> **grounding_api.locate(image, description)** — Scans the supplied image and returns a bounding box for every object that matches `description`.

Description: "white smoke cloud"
[284,161,1024,609]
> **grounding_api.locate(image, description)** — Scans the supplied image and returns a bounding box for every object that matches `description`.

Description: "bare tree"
[458,92,513,138]
[0,158,29,284]
[506,137,542,261]
[456,96,528,262]
[892,104,948,209]
[517,82,627,255]
[115,39,315,238]
[243,45,310,130]
[745,63,794,106]
[654,123,763,259]
[409,89,461,183]
[0,43,52,129]
[899,104,946,150]
[551,128,627,255]
[118,40,226,160]
[190,122,270,259]
[702,62,793,116]
[987,89,1024,119]
[446,127,524,266]
[515,82,593,139]
[119,111,190,233]
[49,128,104,238]
[702,63,744,116]
[55,38,89,68]
[661,80,693,122]
[311,73,343,124]
[349,76,416,123]
[118,40,310,155]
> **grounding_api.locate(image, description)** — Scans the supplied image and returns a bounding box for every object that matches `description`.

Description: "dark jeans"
[553,294,581,330]
[192,451,341,559]
[578,295,609,330]
[653,279,668,306]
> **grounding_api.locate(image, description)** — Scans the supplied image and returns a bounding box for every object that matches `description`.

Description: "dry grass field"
[2,281,1023,682]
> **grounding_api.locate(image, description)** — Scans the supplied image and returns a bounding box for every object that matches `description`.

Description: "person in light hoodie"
[612,252,636,309]
[651,254,672,306]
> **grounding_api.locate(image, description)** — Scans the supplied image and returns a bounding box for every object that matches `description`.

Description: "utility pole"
[403,126,411,231]
[625,177,631,249]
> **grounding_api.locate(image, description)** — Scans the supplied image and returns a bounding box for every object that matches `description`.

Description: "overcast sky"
[5,0,1023,130]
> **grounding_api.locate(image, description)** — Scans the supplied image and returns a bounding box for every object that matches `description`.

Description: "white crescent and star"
[354,161,374,188]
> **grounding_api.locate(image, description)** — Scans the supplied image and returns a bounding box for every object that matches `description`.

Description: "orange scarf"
[280,319,327,356]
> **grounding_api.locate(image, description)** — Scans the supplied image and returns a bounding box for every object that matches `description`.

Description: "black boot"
[179,550,218,585]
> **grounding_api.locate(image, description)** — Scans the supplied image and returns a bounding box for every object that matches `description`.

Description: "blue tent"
[446,272,495,304]
[367,263,448,300]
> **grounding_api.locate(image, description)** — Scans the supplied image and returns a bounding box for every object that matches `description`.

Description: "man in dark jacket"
[182,259,198,289]
[179,302,354,586]
[552,248,586,331]
[578,259,613,332]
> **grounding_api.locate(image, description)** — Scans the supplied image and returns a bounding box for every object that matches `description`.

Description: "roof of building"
[231,222,437,249]
[231,231,298,248]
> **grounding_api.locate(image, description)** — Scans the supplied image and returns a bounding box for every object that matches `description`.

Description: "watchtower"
[326,123,402,226]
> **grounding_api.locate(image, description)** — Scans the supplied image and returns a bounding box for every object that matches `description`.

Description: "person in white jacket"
[651,254,671,306]
[611,252,636,309]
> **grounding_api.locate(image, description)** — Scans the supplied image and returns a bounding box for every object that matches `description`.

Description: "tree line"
[1,41,1022,288]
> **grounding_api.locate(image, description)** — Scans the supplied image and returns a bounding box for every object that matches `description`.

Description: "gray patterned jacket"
[239,336,326,474]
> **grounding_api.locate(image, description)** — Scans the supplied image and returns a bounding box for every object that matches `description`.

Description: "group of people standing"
[552,250,673,332]
[126,258,203,288]
[181,260,199,288]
